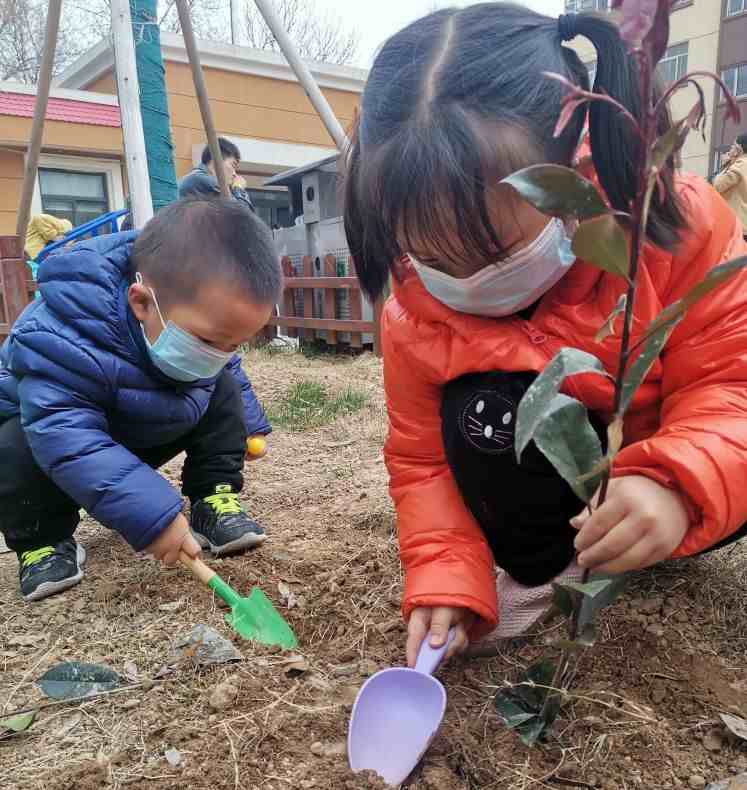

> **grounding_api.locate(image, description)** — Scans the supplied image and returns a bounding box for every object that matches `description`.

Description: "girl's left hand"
[245,436,268,461]
[571,476,690,574]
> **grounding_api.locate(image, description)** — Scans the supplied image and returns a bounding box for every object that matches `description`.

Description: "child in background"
[0,198,279,601]
[344,4,747,666]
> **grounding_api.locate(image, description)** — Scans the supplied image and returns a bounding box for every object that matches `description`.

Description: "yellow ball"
[247,437,267,456]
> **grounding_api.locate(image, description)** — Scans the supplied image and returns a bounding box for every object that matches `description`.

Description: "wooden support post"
[16,0,63,244]
[175,0,230,198]
[323,254,337,347]
[349,276,363,349]
[112,0,154,228]
[0,237,29,340]
[373,296,384,358]
[280,257,297,338]
[302,255,314,342]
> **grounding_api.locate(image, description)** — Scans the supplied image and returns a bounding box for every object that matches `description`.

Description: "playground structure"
[0,0,378,350]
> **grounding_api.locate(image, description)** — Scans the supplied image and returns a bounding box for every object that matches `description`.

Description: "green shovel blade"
[208,576,298,649]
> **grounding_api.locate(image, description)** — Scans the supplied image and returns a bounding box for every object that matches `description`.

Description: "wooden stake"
[16,0,63,242]
[175,0,231,198]
[111,0,154,228]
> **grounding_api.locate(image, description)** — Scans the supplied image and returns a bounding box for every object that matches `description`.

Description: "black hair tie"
[558,13,578,42]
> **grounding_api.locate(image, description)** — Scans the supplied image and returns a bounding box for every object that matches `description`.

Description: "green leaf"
[500,164,608,221]
[552,582,580,618]
[572,215,630,279]
[0,711,35,734]
[562,579,615,598]
[533,395,605,502]
[515,348,608,461]
[517,716,547,747]
[494,661,558,747]
[494,695,537,729]
[620,313,682,414]
[38,662,122,700]
[594,294,627,342]
[577,574,630,633]
[577,622,598,648]
[651,118,688,171]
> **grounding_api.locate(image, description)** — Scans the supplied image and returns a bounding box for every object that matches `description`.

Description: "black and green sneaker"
[190,485,266,557]
[18,539,86,602]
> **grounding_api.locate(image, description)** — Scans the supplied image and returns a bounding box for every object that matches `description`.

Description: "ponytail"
[572,14,686,249]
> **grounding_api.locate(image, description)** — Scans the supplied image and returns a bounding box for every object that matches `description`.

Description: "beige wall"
[0,115,123,235]
[569,0,721,177]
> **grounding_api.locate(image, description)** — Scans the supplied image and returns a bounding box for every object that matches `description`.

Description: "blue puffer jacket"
[0,231,271,551]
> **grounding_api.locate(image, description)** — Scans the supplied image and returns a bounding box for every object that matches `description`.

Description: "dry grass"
[2,348,747,790]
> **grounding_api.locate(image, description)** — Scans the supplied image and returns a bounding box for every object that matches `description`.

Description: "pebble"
[208,680,238,711]
[647,624,665,638]
[689,776,706,789]
[331,662,358,678]
[639,596,664,615]
[121,698,141,710]
[310,740,346,758]
[703,730,724,752]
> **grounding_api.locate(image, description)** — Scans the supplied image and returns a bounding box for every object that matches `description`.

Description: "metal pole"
[111,0,154,228]
[16,0,63,241]
[251,0,348,150]
[175,0,231,197]
[230,0,243,46]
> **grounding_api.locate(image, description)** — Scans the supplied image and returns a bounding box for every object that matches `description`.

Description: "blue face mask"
[136,274,233,382]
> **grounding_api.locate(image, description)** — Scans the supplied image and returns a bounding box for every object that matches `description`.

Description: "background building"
[0,33,365,235]
[567,0,746,180]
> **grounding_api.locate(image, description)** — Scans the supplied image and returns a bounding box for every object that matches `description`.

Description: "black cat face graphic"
[460,391,516,454]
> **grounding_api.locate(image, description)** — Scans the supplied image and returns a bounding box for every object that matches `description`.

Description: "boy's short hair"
[131,198,282,308]
[737,133,747,152]
[201,137,241,166]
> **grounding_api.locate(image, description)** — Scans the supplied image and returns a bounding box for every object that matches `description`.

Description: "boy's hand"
[245,436,268,461]
[406,606,476,668]
[572,476,689,574]
[145,513,201,566]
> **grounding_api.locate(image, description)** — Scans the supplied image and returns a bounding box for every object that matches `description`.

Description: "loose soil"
[2,349,747,790]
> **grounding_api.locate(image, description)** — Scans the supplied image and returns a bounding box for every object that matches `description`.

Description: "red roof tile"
[0,91,121,127]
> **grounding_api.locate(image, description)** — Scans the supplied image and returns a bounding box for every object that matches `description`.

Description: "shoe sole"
[191,529,266,557]
[23,544,87,603]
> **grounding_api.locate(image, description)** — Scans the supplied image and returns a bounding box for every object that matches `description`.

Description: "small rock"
[358,659,378,677]
[689,776,706,789]
[310,740,346,758]
[647,624,665,638]
[208,680,238,710]
[703,730,724,752]
[158,600,184,613]
[121,697,141,710]
[164,747,182,767]
[651,684,667,704]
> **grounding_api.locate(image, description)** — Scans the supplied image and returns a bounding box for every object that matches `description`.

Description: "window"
[585,60,597,86]
[38,169,109,227]
[727,0,747,16]
[247,188,293,229]
[722,63,747,99]
[658,43,688,85]
[564,0,608,12]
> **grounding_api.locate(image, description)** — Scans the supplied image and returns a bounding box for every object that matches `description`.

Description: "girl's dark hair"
[344,3,686,302]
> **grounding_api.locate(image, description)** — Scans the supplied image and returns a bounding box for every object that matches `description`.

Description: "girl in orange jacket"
[343,4,747,667]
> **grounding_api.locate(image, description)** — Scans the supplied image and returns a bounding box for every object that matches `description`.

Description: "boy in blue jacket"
[0,198,281,602]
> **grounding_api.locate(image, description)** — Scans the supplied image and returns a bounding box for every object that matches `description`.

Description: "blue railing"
[35,208,130,263]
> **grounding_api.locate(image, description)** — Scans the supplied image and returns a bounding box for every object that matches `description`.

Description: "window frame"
[720,62,747,101]
[657,42,689,85]
[38,168,110,228]
[726,0,747,17]
[563,0,608,12]
[30,154,125,227]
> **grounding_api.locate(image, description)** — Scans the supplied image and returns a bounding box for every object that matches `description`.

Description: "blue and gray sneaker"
[190,485,266,557]
[18,539,86,602]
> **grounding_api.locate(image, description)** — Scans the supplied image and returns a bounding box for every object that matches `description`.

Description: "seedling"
[495,0,745,745]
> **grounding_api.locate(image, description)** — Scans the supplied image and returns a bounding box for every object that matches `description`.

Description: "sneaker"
[190,485,266,556]
[18,539,86,602]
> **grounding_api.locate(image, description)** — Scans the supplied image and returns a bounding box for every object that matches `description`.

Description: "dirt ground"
[2,348,747,790]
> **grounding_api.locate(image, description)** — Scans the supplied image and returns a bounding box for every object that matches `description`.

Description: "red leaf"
[554,96,588,138]
[618,0,659,50]
[644,0,671,66]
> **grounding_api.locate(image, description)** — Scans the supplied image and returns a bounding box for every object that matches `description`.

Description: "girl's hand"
[145,513,201,566]
[245,436,268,461]
[406,606,476,668]
[571,476,689,574]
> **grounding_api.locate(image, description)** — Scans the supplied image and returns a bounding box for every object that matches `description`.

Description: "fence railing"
[0,236,30,343]
[267,255,382,356]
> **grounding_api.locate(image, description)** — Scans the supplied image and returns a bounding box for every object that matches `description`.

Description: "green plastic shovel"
[180,552,298,649]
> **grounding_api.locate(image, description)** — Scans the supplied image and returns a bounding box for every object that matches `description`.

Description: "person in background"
[714,133,747,239]
[25,214,72,261]
[231,174,257,214]
[179,137,248,206]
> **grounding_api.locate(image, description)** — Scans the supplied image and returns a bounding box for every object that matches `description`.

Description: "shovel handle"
[179,551,216,586]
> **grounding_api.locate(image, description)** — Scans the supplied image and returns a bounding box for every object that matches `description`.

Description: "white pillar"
[111,0,154,228]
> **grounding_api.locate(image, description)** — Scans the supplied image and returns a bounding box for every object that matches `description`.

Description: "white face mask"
[410,218,575,318]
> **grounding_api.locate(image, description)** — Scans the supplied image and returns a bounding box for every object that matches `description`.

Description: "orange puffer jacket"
[382,173,747,636]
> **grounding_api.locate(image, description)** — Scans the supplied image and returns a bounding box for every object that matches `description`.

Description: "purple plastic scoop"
[347,629,455,786]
